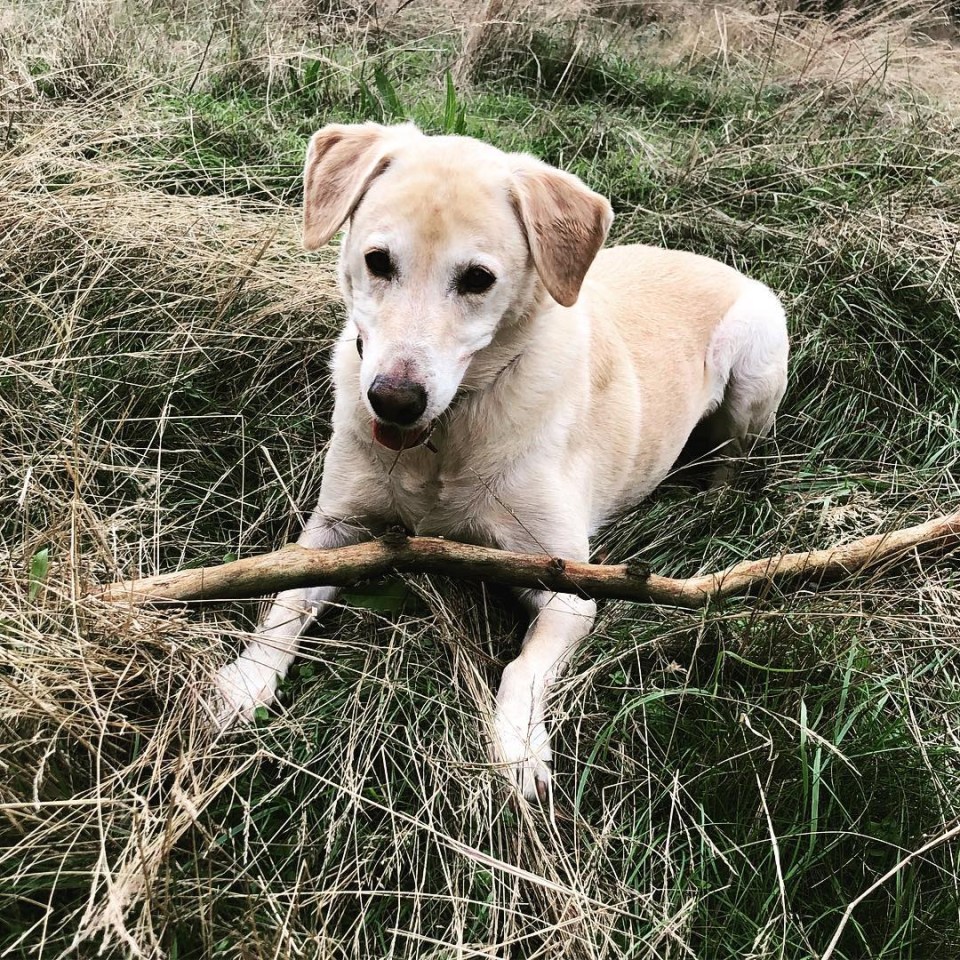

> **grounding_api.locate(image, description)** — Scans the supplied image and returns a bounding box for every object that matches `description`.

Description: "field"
[2,1,960,957]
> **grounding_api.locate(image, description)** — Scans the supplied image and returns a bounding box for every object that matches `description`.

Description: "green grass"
[2,3,960,958]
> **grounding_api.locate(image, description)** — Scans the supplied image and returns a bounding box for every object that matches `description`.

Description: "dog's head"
[302,122,613,450]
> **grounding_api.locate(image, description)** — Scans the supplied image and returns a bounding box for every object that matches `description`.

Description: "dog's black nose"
[368,375,427,426]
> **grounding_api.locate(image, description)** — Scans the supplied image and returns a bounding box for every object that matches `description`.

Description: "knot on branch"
[626,561,652,581]
[380,527,411,549]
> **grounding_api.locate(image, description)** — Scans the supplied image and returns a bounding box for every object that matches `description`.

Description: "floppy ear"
[302,122,416,250]
[511,157,614,308]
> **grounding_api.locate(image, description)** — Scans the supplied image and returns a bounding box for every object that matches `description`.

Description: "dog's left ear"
[510,157,614,308]
[303,122,418,250]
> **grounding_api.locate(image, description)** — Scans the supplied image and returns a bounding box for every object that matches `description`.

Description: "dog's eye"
[356,335,363,358]
[364,249,394,279]
[457,266,496,296]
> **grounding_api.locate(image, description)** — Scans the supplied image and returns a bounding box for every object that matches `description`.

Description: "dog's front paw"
[491,707,552,804]
[211,656,281,729]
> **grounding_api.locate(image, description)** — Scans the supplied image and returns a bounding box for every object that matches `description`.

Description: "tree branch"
[96,509,960,608]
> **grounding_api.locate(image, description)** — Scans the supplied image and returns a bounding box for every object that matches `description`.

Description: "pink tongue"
[372,421,427,451]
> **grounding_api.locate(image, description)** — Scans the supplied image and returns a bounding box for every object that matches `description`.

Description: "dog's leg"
[212,510,364,726]
[706,282,789,487]
[492,589,596,802]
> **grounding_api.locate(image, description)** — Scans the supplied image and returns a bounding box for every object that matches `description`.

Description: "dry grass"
[451,0,960,109]
[635,1,960,97]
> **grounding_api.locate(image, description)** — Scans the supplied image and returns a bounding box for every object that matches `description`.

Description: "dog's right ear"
[302,123,414,250]
[509,156,614,308]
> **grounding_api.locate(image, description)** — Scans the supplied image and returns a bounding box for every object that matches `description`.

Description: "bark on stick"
[96,509,960,608]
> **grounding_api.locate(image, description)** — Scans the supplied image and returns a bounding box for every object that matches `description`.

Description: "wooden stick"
[96,509,960,608]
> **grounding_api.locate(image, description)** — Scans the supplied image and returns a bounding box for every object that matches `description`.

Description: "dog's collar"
[372,419,435,453]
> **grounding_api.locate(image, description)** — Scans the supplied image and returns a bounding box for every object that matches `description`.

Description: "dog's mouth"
[372,420,432,451]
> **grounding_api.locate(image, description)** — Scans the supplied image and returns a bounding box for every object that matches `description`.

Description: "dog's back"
[579,244,788,514]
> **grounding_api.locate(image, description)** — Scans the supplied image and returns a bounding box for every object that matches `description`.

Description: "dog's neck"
[459,279,551,394]
[418,282,575,466]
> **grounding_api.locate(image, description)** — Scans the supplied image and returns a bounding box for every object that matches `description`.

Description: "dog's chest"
[382,448,492,538]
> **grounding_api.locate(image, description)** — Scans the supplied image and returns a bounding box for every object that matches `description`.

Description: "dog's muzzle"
[367,374,427,426]
[367,373,432,451]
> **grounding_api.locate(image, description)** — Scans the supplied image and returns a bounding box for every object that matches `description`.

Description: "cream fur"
[214,123,789,803]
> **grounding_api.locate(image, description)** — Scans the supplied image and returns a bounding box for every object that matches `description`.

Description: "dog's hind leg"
[702,281,789,486]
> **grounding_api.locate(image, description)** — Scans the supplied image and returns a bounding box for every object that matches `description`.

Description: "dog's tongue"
[372,421,428,451]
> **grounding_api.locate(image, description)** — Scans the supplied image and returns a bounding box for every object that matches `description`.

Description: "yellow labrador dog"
[215,122,789,801]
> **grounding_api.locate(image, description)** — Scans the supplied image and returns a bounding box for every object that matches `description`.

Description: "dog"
[214,122,789,802]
